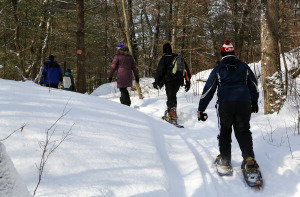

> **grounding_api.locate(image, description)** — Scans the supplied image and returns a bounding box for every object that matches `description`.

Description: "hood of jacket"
[220,55,240,71]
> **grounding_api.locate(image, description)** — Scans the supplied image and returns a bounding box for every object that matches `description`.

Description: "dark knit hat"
[163,43,172,53]
[220,39,235,57]
[48,55,55,60]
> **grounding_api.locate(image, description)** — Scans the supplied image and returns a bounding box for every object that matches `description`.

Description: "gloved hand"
[198,111,208,121]
[152,82,158,89]
[135,75,139,83]
[252,102,259,113]
[109,77,112,83]
[185,81,190,92]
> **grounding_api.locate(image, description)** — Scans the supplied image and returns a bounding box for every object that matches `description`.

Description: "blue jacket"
[40,60,62,85]
[198,56,259,111]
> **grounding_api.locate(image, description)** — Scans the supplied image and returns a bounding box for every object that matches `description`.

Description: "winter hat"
[163,43,172,53]
[120,45,129,51]
[220,39,235,57]
[48,55,55,60]
[117,43,125,50]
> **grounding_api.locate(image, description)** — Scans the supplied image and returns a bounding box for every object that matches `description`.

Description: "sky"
[0,49,299,197]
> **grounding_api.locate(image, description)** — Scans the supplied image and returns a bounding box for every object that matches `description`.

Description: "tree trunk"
[76,0,86,93]
[261,0,284,114]
[113,0,126,41]
[127,0,138,64]
[167,0,173,41]
[34,17,52,83]
[149,0,161,77]
[171,0,179,51]
[11,0,25,75]
[33,0,52,83]
[121,0,143,99]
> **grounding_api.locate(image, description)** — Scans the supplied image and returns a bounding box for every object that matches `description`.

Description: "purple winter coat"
[109,46,139,88]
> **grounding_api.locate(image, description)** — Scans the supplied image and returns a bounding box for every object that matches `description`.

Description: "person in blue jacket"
[197,39,259,172]
[40,55,63,88]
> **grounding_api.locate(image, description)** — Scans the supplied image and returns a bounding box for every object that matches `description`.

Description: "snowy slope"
[0,49,300,196]
[0,142,31,197]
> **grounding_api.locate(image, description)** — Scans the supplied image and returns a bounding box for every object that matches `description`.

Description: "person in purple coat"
[109,44,139,106]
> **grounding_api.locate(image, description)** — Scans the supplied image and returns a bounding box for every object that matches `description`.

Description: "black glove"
[252,102,259,113]
[109,77,112,82]
[135,75,139,83]
[59,74,63,82]
[185,81,190,92]
[198,111,208,121]
[152,82,158,89]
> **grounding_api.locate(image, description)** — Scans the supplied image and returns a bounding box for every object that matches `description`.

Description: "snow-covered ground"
[0,50,299,196]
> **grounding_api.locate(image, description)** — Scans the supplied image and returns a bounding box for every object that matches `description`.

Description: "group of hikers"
[40,39,260,177]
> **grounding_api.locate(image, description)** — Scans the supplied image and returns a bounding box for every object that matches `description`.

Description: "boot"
[215,155,233,175]
[246,157,257,171]
[169,107,178,121]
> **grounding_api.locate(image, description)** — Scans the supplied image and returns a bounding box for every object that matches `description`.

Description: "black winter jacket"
[198,55,259,111]
[154,52,191,88]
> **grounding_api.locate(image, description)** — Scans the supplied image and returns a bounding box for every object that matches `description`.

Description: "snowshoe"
[241,157,263,189]
[215,155,233,176]
[162,110,184,128]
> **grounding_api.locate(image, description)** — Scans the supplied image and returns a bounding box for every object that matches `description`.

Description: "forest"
[0,0,299,114]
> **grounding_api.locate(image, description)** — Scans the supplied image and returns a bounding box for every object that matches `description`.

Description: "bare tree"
[121,0,143,99]
[33,105,73,197]
[261,0,284,114]
[76,0,86,93]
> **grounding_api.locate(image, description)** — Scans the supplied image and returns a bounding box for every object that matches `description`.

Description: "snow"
[0,50,300,197]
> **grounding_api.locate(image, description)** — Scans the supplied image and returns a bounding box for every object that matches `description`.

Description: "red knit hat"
[221,39,235,52]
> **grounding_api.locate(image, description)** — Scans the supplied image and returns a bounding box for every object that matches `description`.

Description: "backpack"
[63,76,72,89]
[168,55,186,80]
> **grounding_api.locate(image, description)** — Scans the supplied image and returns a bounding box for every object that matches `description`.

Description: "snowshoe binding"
[241,157,263,189]
[215,155,233,176]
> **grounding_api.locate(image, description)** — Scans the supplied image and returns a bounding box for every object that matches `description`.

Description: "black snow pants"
[217,101,255,162]
[165,81,181,111]
[120,88,131,106]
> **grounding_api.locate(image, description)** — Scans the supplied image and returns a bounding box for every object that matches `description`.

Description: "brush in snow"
[215,155,233,176]
[241,158,263,190]
[162,110,184,128]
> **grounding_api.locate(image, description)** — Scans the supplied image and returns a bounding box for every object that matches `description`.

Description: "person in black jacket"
[153,43,191,123]
[197,39,260,173]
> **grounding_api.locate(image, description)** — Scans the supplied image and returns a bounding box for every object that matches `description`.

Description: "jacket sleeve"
[246,65,259,103]
[154,57,168,86]
[109,55,119,78]
[198,67,219,111]
[42,63,47,77]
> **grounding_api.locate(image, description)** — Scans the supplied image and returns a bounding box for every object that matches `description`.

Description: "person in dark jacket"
[40,55,63,88]
[153,43,191,122]
[63,68,75,91]
[109,44,139,106]
[197,39,260,172]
